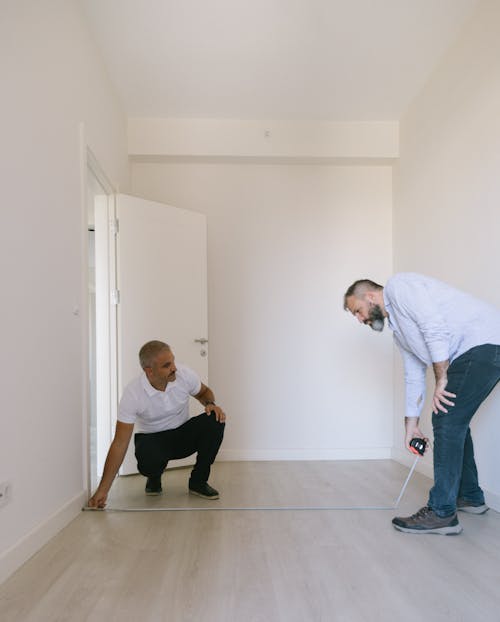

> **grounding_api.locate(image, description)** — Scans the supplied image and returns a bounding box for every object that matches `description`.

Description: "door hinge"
[111,289,120,305]
[110,218,119,235]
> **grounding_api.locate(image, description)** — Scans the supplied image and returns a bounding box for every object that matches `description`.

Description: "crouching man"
[88,340,225,508]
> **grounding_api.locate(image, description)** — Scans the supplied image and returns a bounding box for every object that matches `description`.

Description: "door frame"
[80,126,118,498]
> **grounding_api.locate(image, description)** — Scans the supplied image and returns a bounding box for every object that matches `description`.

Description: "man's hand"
[432,377,456,414]
[432,361,456,414]
[86,421,133,509]
[206,403,226,423]
[88,488,108,509]
[404,417,428,454]
[196,384,226,422]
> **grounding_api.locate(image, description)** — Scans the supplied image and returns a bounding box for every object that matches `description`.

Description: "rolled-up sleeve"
[398,342,427,418]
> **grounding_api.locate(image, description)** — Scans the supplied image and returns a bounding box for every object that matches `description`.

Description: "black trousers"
[134,412,225,485]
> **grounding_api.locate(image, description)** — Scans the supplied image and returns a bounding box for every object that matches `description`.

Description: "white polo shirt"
[118,363,202,433]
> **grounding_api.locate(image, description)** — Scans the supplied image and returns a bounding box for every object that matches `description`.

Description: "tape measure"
[409,437,427,456]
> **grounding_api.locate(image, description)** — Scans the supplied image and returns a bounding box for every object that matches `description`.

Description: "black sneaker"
[188,481,219,500]
[392,506,462,535]
[457,498,489,514]
[145,475,162,496]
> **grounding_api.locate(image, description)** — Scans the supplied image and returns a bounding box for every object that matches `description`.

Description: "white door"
[116,194,208,474]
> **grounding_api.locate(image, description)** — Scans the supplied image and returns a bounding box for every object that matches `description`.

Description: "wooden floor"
[105,459,417,510]
[1,460,499,622]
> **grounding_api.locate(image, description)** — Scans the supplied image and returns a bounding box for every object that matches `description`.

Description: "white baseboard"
[217,447,392,461]
[484,489,500,513]
[0,490,87,586]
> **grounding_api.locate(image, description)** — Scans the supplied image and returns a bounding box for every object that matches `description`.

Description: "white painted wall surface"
[0,0,128,583]
[131,162,394,460]
[128,118,399,160]
[392,0,500,508]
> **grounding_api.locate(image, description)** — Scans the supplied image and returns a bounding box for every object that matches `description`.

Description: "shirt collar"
[383,289,394,331]
[141,371,162,397]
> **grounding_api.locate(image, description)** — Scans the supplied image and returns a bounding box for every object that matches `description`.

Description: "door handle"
[194,338,208,358]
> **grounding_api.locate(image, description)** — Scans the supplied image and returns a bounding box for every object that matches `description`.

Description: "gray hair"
[343,279,383,310]
[139,340,171,369]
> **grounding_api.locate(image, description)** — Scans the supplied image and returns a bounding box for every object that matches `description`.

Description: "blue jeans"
[428,344,500,517]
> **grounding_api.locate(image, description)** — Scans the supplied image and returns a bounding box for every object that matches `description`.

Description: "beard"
[367,304,385,332]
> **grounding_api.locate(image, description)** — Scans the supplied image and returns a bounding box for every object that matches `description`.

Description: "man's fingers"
[440,397,455,406]
[210,407,226,423]
[88,495,107,509]
[433,399,448,414]
[433,391,456,413]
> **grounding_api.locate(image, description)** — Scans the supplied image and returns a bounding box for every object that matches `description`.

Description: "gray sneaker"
[457,498,489,514]
[392,506,462,535]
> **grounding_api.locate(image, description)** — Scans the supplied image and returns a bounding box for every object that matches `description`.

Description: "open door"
[115,194,208,474]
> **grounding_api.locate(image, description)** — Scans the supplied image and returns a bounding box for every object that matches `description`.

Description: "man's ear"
[365,291,377,305]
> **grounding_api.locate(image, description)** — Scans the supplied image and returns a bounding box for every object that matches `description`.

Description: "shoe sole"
[392,524,463,535]
[189,489,219,500]
[458,505,489,514]
[145,490,162,496]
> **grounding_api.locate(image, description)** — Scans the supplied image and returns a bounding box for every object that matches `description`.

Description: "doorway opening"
[86,151,118,492]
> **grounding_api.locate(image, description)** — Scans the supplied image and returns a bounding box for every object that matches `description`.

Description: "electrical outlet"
[0,481,11,508]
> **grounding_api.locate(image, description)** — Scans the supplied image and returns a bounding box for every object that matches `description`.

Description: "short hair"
[343,279,383,310]
[139,340,170,369]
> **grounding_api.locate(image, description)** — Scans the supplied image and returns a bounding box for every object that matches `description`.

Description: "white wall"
[392,0,500,508]
[0,0,129,583]
[132,162,394,460]
[128,118,398,159]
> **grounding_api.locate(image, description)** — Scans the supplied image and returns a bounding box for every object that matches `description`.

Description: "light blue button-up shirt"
[384,273,500,418]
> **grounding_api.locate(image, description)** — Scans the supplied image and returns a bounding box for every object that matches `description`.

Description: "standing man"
[88,340,226,508]
[344,273,500,535]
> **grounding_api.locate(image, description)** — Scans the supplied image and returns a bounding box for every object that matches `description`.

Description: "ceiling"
[81,0,480,121]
